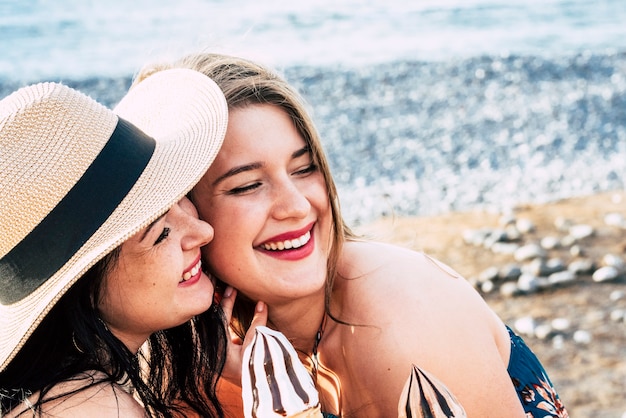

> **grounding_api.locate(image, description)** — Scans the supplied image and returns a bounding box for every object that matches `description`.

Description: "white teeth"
[181,259,201,282]
[262,231,311,251]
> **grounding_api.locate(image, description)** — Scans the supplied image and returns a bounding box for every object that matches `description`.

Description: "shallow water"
[2,0,626,81]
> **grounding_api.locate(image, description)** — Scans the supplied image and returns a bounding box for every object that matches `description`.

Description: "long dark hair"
[0,248,227,417]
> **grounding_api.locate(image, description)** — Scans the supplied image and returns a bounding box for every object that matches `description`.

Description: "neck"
[268,294,326,354]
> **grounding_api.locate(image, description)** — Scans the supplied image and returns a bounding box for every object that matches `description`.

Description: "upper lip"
[183,253,202,275]
[258,222,314,246]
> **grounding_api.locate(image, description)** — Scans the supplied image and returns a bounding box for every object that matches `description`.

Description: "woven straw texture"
[0,68,228,371]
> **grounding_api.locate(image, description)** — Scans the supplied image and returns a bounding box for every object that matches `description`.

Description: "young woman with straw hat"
[0,68,267,417]
[135,54,568,418]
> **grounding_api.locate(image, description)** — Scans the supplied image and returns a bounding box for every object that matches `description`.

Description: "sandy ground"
[355,191,626,418]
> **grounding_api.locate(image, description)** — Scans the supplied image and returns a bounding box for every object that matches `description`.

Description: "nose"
[271,177,311,220]
[177,197,215,249]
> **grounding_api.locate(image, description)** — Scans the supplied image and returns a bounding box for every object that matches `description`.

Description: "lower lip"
[178,270,203,287]
[258,230,315,261]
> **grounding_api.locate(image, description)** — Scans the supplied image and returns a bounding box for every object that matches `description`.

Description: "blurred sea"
[2,0,626,81]
[2,0,626,225]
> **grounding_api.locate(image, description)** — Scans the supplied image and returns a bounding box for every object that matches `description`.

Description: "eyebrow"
[212,162,263,186]
[293,145,310,159]
[140,213,166,241]
[212,145,311,187]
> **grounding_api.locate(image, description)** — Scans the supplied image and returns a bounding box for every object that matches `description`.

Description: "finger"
[220,286,236,324]
[222,339,244,385]
[224,301,268,385]
[221,287,244,344]
[240,301,268,351]
[250,301,268,331]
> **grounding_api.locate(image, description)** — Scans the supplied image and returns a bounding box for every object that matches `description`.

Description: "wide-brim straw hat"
[0,68,228,371]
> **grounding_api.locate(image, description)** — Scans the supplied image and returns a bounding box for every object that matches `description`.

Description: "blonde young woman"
[135,54,568,418]
[0,69,267,417]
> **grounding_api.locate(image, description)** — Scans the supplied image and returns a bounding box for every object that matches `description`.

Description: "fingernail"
[256,301,264,312]
[224,286,233,298]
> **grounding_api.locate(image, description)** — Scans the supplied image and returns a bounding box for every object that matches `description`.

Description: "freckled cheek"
[122,274,168,305]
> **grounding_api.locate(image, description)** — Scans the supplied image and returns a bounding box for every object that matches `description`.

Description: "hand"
[220,286,268,385]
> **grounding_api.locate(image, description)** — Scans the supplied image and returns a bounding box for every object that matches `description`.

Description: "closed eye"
[293,163,318,176]
[154,227,171,245]
[227,182,262,195]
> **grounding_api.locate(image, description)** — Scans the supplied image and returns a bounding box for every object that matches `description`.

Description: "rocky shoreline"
[357,191,626,418]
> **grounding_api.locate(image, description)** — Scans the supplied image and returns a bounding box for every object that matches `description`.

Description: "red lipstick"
[179,254,202,287]
[261,222,314,244]
[257,222,315,261]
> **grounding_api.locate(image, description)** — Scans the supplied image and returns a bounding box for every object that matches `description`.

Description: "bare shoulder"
[341,239,458,272]
[58,383,144,417]
[339,240,471,299]
[337,240,513,371]
[10,374,146,418]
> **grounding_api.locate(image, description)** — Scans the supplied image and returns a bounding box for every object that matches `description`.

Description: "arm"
[337,241,526,417]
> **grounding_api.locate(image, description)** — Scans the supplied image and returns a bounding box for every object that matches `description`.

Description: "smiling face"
[98,197,215,351]
[191,104,332,305]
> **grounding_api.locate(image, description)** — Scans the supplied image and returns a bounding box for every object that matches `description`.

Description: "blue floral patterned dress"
[507,326,569,417]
